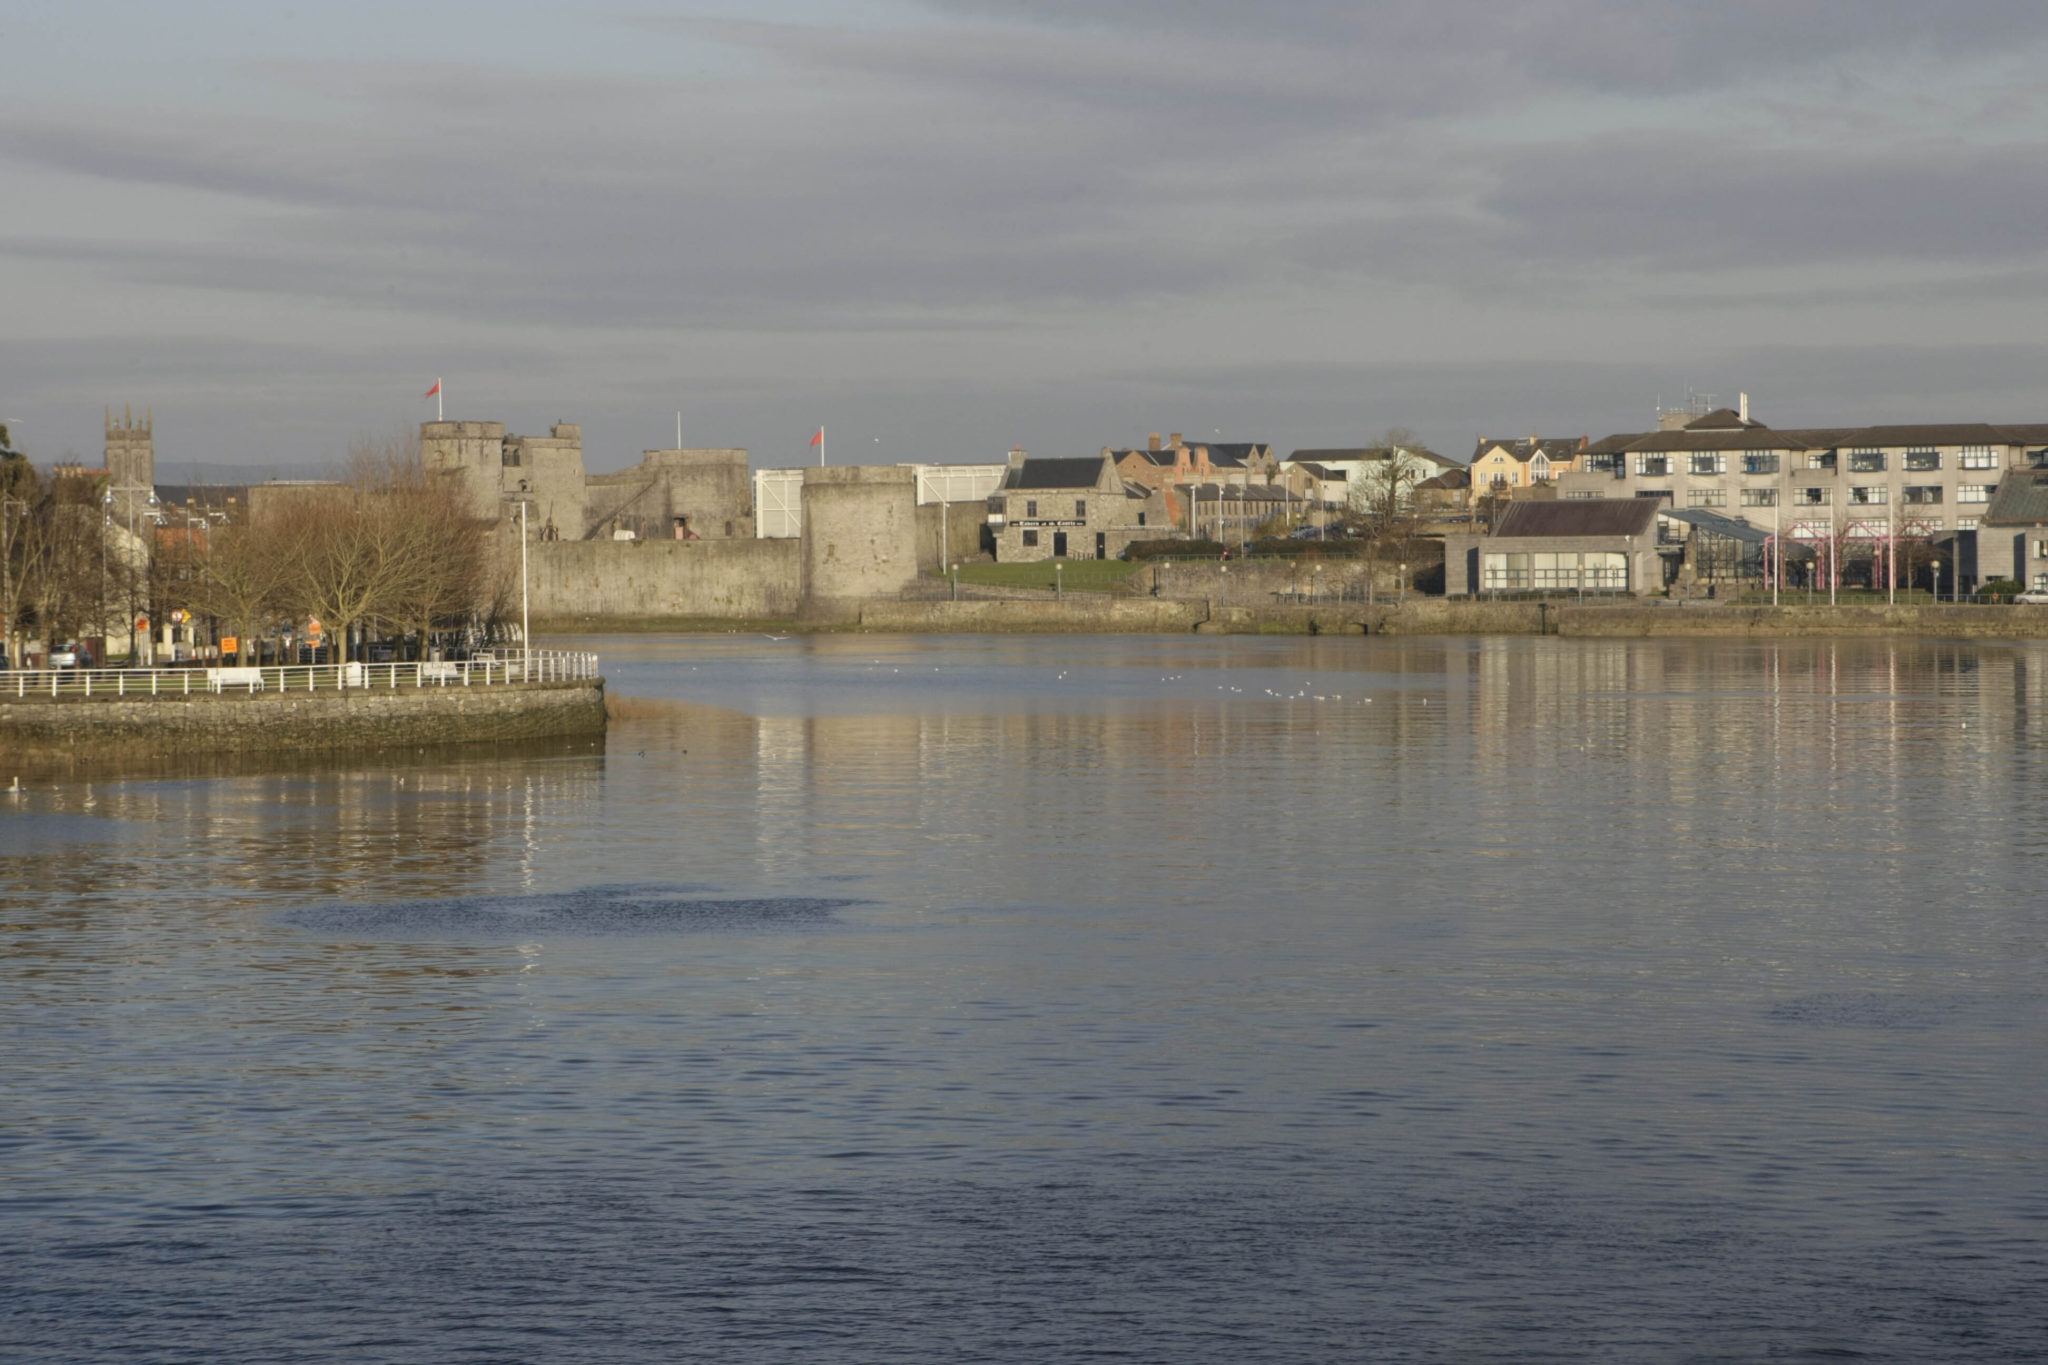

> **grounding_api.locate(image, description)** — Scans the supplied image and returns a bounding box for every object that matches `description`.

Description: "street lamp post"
[520,501,531,679]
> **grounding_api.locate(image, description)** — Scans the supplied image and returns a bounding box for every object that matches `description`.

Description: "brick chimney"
[1168,432,1183,448]
[1008,446,1028,468]
[1148,433,1162,452]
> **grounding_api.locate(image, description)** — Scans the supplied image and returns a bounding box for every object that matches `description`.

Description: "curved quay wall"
[0,653,606,756]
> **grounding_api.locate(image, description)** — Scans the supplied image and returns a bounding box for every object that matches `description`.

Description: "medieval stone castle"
[420,421,756,543]
[99,409,983,623]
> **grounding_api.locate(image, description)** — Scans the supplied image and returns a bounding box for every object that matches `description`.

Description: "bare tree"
[1346,427,1437,602]
[0,453,38,666]
[193,518,291,666]
[1349,427,1433,536]
[22,469,111,662]
[269,433,496,666]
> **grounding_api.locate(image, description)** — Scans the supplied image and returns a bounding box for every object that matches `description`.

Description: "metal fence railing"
[4,649,600,701]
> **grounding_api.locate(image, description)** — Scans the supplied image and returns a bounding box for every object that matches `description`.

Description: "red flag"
[809,427,823,447]
[425,380,441,397]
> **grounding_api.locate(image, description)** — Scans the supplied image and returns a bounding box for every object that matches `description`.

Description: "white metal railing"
[4,649,600,700]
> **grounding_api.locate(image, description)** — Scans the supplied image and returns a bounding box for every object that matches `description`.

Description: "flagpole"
[820,426,825,468]
[437,378,443,422]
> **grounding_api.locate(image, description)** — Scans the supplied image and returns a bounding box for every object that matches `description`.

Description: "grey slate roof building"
[1493,499,1660,539]
[1003,456,1113,491]
[1980,469,2048,589]
[1441,498,1664,596]
[1980,470,2048,527]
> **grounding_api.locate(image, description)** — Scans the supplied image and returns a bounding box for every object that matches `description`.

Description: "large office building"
[1556,403,2048,548]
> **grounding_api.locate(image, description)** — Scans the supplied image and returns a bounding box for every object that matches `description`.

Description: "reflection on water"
[4,634,2048,1362]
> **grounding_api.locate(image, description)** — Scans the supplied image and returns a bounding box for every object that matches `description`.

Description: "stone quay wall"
[1552,603,2048,638]
[0,679,607,755]
[859,599,1209,633]
[531,539,803,620]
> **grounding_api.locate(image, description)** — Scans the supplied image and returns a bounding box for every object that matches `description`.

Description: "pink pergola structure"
[1763,514,1946,593]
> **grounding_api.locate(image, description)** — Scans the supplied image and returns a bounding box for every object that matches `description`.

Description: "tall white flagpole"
[437,378,444,422]
[819,426,825,468]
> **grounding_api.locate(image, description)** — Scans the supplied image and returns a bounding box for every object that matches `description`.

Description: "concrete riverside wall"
[1555,603,2048,638]
[530,539,802,620]
[1342,601,2048,638]
[0,680,606,754]
[859,599,1208,633]
[803,468,920,619]
[1134,558,1387,606]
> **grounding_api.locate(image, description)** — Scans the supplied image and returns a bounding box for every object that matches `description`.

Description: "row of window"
[1692,485,1994,508]
[1482,551,1629,590]
[1631,445,2002,478]
[998,498,1088,518]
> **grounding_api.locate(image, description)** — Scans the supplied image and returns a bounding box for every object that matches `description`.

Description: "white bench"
[206,667,266,692]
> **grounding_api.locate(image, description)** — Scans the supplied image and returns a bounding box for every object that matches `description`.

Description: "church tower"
[105,405,155,516]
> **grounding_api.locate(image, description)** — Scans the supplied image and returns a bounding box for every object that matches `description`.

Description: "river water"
[4,633,2046,1362]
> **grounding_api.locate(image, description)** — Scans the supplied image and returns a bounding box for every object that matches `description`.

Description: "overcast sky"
[7,0,2048,475]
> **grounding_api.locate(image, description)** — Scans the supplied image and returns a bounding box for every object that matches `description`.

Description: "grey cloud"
[1480,135,2048,269]
[915,0,2048,93]
[11,4,2048,471]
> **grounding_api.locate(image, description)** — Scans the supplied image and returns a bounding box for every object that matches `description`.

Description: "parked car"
[2015,590,2048,605]
[48,647,79,668]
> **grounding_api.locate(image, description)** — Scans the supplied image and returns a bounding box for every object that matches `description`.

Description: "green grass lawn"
[945,560,1141,593]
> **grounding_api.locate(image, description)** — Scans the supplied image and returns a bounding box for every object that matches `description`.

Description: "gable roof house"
[1469,436,1589,496]
[1282,445,1462,515]
[989,451,1155,562]
[1111,433,1276,527]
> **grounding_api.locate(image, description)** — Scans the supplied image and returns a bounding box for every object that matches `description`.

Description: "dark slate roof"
[1619,428,1801,453]
[1493,499,1660,539]
[1291,461,1342,480]
[1113,448,1173,465]
[1004,456,1110,490]
[1204,443,1270,463]
[1982,470,2048,525]
[1685,407,1767,430]
[1473,437,1584,462]
[1416,468,1471,490]
[1603,420,2046,455]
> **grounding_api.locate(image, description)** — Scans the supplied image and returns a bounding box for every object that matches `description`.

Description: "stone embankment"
[851,597,2048,638]
[1,655,607,756]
